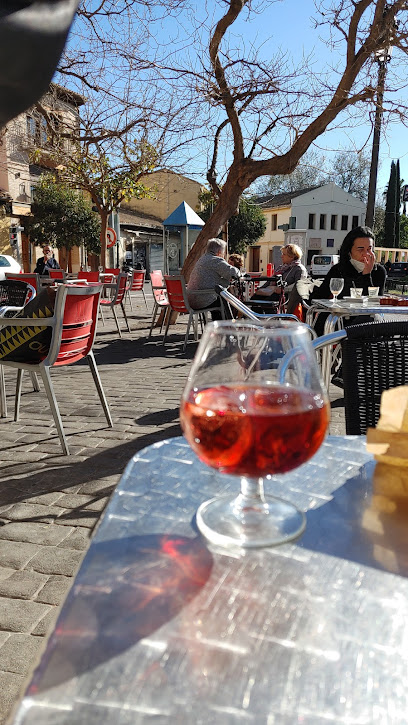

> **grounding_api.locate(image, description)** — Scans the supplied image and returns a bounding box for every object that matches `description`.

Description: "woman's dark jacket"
[311,260,386,301]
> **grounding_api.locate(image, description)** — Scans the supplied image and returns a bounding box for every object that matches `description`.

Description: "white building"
[249,183,366,272]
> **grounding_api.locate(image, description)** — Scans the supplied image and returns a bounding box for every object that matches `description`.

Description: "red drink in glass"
[180,384,329,478]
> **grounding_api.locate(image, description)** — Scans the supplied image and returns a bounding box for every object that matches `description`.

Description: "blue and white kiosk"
[163,201,204,273]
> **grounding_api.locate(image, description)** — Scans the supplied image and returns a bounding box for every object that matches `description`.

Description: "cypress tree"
[395,159,401,248]
[384,161,397,247]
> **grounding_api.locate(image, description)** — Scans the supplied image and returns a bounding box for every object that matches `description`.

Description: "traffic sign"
[106,227,117,248]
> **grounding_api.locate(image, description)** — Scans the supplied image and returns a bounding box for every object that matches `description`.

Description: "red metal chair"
[0,284,112,454]
[100,272,131,338]
[77,271,100,282]
[163,274,223,350]
[49,269,65,280]
[125,269,148,311]
[148,270,169,337]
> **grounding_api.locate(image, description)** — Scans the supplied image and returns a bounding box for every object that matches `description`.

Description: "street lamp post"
[365,47,392,229]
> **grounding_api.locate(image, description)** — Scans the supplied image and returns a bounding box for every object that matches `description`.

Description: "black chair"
[0,279,35,317]
[313,320,408,434]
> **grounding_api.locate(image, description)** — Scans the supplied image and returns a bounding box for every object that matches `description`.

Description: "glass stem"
[232,477,268,519]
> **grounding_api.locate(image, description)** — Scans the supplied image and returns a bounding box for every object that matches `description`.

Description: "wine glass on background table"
[329,277,344,300]
[180,320,330,549]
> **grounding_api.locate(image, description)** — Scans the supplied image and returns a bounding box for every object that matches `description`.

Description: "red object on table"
[266,263,274,276]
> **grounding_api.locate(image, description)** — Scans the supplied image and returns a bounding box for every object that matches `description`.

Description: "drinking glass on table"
[180,320,330,549]
[329,277,344,300]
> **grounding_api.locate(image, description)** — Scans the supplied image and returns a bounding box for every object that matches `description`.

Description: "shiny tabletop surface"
[12,436,408,724]
[310,298,408,316]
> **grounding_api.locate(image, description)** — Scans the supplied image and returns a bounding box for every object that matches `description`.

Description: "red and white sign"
[106,227,117,248]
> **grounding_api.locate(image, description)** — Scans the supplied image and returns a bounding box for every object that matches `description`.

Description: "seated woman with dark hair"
[311,227,387,382]
[312,226,386,301]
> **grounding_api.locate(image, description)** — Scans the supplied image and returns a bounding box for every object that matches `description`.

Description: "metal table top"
[12,436,408,724]
[310,298,408,316]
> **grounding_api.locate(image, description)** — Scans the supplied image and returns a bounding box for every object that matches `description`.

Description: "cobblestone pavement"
[0,292,346,725]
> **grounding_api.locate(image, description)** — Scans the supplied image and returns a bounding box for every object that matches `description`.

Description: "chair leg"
[99,306,105,325]
[163,307,172,345]
[120,302,132,333]
[87,351,113,427]
[31,372,40,392]
[184,312,193,351]
[142,289,149,311]
[39,367,69,455]
[148,304,158,337]
[14,369,24,421]
[0,365,7,418]
[111,306,122,338]
[128,291,134,313]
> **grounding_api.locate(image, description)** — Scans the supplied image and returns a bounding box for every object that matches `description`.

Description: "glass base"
[196,493,306,549]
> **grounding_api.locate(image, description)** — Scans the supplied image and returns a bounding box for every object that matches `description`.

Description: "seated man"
[187,238,238,319]
[34,246,61,276]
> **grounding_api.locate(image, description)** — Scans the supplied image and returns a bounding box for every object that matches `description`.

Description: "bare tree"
[179,0,408,278]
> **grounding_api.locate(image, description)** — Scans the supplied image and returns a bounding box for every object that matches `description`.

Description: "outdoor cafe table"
[307,298,408,389]
[11,435,408,724]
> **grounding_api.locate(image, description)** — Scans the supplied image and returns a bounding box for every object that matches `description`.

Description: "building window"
[308,213,315,230]
[271,214,277,231]
[289,216,296,229]
[327,238,334,248]
[352,215,359,228]
[319,214,326,230]
[26,116,36,139]
[330,215,337,230]
[341,215,348,231]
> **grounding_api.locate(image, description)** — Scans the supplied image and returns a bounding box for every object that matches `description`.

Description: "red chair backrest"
[5,272,41,295]
[130,270,145,291]
[113,273,128,305]
[77,271,100,282]
[150,270,168,306]
[49,270,64,279]
[104,268,120,276]
[53,287,101,367]
[164,276,189,314]
[5,273,40,301]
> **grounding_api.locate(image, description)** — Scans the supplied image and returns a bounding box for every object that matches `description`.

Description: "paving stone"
[29,547,84,577]
[57,528,91,551]
[54,513,99,529]
[0,633,45,675]
[3,503,63,524]
[0,567,17,582]
[0,571,48,600]
[0,597,50,633]
[0,672,26,725]
[77,480,117,496]
[24,492,64,506]
[0,541,38,570]
[35,575,72,606]
[31,606,60,637]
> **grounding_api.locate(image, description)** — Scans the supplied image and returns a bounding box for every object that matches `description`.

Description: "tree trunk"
[58,246,68,270]
[88,253,100,271]
[181,173,244,281]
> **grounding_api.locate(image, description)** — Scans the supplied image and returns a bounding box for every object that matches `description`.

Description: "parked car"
[389,262,408,278]
[310,254,340,278]
[0,254,21,280]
